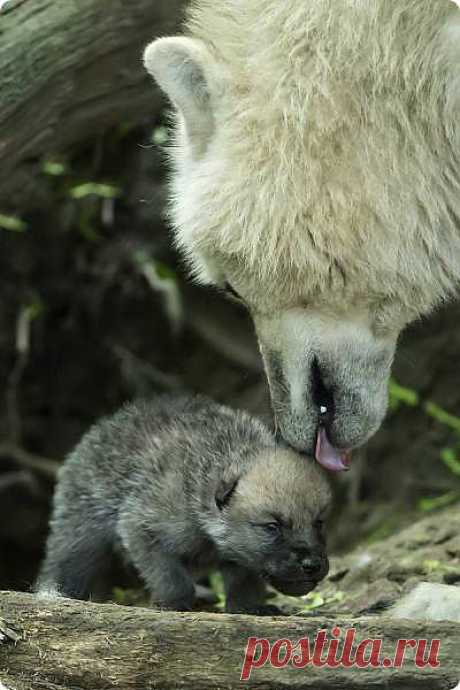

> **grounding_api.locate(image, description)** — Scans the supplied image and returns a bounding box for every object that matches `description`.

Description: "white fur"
[144,37,218,159]
[144,0,460,451]
[160,0,460,321]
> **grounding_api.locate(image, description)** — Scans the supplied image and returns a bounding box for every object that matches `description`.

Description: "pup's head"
[207,448,331,597]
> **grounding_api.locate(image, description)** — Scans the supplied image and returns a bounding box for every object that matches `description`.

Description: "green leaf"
[69,182,121,200]
[299,590,345,612]
[208,571,225,608]
[388,379,419,411]
[440,447,460,476]
[132,251,183,332]
[112,586,129,604]
[42,160,67,176]
[25,299,44,321]
[425,402,460,434]
[0,213,28,232]
[155,261,177,281]
[111,587,147,606]
[418,490,460,512]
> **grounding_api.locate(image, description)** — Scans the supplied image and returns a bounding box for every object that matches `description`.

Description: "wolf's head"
[144,1,460,465]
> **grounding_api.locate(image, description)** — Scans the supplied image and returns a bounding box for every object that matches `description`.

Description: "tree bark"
[0,591,459,690]
[0,0,185,205]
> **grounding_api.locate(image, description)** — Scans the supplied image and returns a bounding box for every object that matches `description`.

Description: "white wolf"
[143,0,460,623]
[143,0,460,473]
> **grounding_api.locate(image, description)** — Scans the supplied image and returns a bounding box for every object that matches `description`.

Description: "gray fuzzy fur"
[37,395,331,613]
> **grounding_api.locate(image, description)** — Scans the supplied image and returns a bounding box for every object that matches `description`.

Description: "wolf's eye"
[223,282,243,302]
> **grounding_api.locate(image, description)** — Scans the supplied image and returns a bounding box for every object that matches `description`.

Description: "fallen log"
[0,0,185,205]
[0,591,459,689]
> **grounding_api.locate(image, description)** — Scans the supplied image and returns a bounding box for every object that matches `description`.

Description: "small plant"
[69,182,121,200]
[132,249,183,334]
[42,160,68,176]
[388,379,419,411]
[299,590,345,613]
[389,378,460,510]
[0,213,28,232]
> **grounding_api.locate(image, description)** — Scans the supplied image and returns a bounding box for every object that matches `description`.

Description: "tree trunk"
[0,0,185,205]
[0,591,459,689]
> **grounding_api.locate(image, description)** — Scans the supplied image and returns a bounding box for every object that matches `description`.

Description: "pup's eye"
[223,282,243,302]
[314,519,324,530]
[264,522,282,533]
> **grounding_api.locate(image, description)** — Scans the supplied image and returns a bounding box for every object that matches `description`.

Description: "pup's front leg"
[118,518,195,611]
[221,562,282,616]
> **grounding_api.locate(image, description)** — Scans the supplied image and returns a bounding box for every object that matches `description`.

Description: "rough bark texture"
[0,0,185,205]
[0,591,459,690]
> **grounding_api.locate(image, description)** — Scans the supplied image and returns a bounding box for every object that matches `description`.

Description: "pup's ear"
[215,477,239,511]
[143,37,216,156]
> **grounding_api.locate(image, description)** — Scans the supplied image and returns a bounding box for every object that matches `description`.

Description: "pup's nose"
[301,555,324,576]
[311,358,334,425]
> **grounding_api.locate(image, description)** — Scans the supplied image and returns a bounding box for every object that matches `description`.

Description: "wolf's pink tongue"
[315,427,351,472]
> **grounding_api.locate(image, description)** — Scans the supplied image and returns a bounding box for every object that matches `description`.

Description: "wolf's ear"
[215,477,239,511]
[143,37,216,156]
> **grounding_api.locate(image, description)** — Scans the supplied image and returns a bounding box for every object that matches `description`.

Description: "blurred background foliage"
[1,109,460,597]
